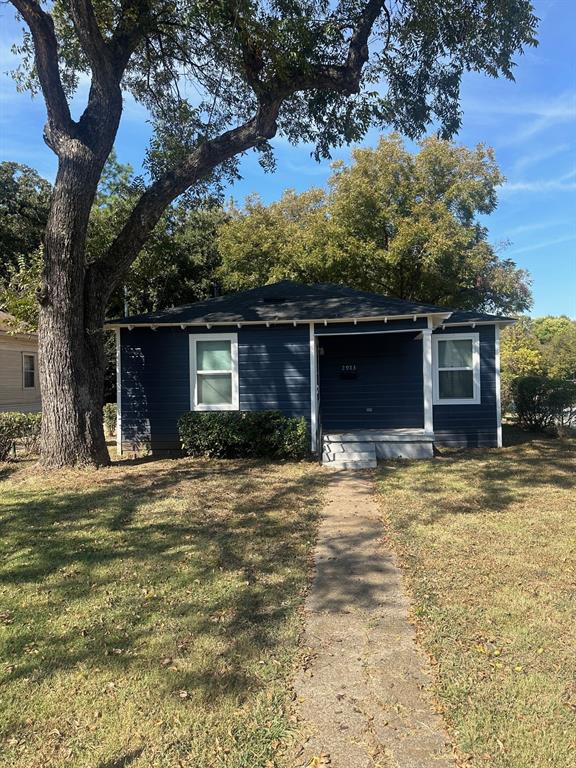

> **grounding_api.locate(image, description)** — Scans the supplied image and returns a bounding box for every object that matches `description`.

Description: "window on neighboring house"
[433,333,480,404]
[23,353,36,389]
[190,333,239,410]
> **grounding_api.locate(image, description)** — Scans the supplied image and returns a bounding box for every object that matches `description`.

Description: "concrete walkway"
[293,472,456,768]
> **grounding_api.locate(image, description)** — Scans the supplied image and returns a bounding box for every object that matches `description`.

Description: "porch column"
[309,322,319,453]
[495,324,502,447]
[422,328,433,434]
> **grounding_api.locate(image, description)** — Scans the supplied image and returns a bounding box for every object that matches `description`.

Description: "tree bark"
[38,151,110,468]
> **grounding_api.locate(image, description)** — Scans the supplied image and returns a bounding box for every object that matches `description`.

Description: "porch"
[312,329,434,466]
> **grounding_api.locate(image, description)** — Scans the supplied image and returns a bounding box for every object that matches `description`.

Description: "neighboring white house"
[0,311,41,413]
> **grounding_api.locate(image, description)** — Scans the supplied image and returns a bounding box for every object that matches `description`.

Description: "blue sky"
[0,0,574,318]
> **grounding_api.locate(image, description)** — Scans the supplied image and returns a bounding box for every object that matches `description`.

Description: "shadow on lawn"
[0,459,322,704]
[97,748,144,768]
[378,427,575,527]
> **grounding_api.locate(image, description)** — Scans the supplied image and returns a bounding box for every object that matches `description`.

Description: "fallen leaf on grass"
[306,754,331,767]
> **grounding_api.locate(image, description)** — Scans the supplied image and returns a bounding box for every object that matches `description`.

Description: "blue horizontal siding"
[120,325,311,453]
[432,325,498,447]
[238,326,311,421]
[119,320,500,453]
[319,332,424,431]
[120,327,189,451]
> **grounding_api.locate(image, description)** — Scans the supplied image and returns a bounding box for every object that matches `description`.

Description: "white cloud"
[514,142,570,173]
[507,234,576,257]
[462,90,576,145]
[506,218,574,236]
[501,168,576,195]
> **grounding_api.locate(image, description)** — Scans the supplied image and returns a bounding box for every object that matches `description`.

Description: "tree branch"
[9,0,73,142]
[94,99,282,295]
[273,0,387,96]
[69,0,114,86]
[95,0,388,293]
[109,0,153,75]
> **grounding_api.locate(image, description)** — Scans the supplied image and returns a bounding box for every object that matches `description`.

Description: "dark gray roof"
[105,281,513,326]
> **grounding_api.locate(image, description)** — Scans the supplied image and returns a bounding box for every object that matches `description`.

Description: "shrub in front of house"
[0,412,42,460]
[103,403,117,437]
[513,375,576,433]
[178,411,309,459]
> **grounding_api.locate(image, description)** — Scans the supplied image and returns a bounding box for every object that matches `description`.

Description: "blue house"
[106,281,513,467]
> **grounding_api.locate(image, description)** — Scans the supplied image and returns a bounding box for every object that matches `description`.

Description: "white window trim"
[189,333,239,411]
[432,332,481,405]
[22,352,37,390]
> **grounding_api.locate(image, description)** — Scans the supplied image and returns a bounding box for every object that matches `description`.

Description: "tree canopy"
[0,162,51,281]
[0,156,225,325]
[501,315,576,410]
[218,135,532,313]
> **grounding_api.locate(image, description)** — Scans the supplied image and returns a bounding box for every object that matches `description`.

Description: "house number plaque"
[340,363,358,380]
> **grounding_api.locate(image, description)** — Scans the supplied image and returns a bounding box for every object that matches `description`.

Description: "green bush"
[513,375,576,433]
[103,403,117,437]
[0,412,42,460]
[178,411,309,459]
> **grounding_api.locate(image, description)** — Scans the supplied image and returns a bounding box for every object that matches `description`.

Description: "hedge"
[178,411,309,459]
[513,375,576,433]
[0,412,42,461]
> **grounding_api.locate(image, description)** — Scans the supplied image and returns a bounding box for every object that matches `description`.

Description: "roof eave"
[104,310,454,331]
[441,318,516,328]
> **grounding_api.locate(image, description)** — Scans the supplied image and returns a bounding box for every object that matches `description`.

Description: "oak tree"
[218,135,532,313]
[8,0,537,466]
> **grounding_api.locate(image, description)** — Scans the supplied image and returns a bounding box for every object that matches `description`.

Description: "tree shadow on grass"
[0,461,22,482]
[378,427,575,527]
[97,748,144,768]
[0,459,323,706]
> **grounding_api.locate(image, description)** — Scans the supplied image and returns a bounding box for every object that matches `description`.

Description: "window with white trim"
[22,353,36,389]
[189,333,239,410]
[432,333,480,405]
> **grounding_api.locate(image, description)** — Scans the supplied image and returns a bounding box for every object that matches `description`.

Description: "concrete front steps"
[322,441,377,469]
[322,429,434,468]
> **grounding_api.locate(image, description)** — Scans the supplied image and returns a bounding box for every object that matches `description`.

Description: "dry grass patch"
[376,431,576,768]
[0,457,323,768]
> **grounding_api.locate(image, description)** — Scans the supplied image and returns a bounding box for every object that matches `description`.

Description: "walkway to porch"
[293,472,455,766]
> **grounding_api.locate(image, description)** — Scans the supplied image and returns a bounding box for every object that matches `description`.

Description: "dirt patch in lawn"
[375,432,576,768]
[0,457,323,768]
[293,471,455,768]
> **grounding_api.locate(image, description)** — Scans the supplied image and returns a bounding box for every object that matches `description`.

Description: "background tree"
[107,206,227,317]
[86,153,227,317]
[0,162,51,281]
[1,155,225,326]
[533,316,576,381]
[1,156,226,400]
[500,315,576,412]
[500,317,544,411]
[8,0,538,467]
[219,135,532,313]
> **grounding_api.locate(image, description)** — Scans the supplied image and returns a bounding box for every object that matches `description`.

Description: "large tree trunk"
[38,153,110,468]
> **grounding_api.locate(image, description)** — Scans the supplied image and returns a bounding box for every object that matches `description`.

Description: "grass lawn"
[376,430,576,768]
[0,457,322,768]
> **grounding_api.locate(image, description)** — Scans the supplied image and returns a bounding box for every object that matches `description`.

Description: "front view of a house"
[106,281,512,466]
